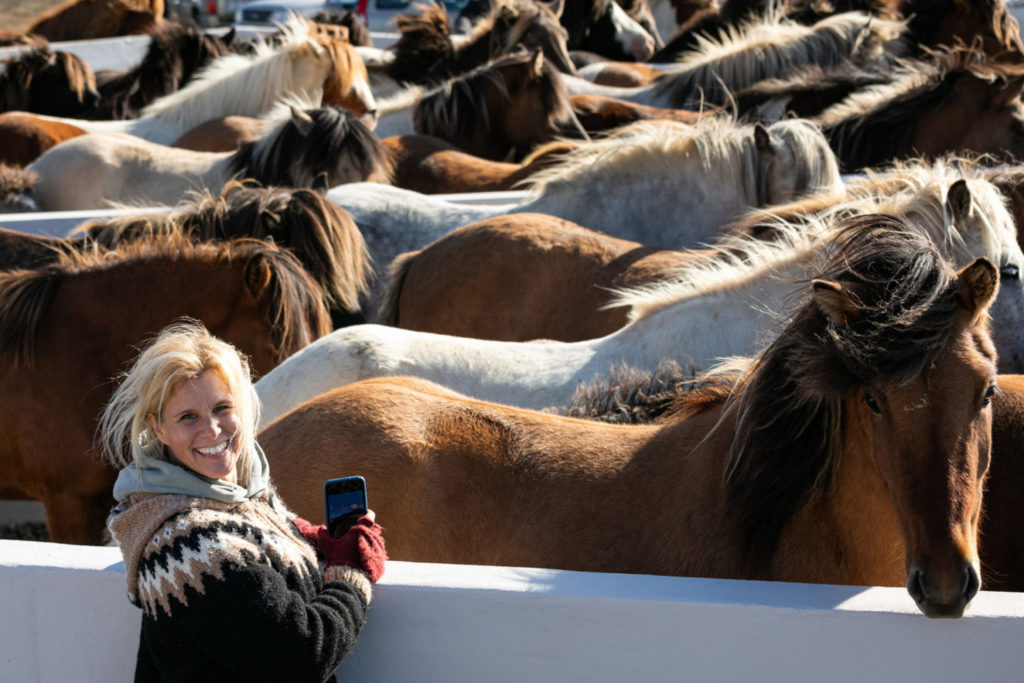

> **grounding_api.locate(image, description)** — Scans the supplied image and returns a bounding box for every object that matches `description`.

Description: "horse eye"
[983,384,998,407]
[1001,264,1020,281]
[863,393,882,415]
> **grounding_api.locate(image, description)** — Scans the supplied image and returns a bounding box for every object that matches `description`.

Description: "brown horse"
[0,48,99,117]
[382,135,577,193]
[262,215,999,618]
[380,212,711,340]
[815,46,1024,171]
[568,93,715,133]
[83,22,233,120]
[26,0,164,41]
[0,112,86,167]
[0,235,330,545]
[74,182,372,328]
[982,374,1024,592]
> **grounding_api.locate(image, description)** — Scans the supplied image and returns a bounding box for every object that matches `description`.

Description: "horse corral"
[4,0,1024,637]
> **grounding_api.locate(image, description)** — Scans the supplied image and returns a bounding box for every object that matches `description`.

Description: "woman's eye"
[863,393,882,415]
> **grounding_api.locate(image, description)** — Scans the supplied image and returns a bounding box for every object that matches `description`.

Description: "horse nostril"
[964,564,981,604]
[906,566,925,606]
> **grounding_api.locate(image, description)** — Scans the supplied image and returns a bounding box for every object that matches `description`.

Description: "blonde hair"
[98,319,261,487]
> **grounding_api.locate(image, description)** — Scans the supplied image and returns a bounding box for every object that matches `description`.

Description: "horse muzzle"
[906,561,980,618]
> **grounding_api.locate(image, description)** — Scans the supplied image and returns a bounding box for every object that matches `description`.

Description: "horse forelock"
[724,213,964,570]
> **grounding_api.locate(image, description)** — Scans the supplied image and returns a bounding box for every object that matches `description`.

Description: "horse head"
[316,32,378,123]
[750,118,843,206]
[728,214,998,618]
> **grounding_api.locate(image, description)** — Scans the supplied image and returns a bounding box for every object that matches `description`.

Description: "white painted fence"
[3,539,1024,682]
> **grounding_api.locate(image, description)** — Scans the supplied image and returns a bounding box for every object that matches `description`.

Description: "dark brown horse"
[0,235,330,545]
[83,22,234,120]
[386,0,577,85]
[263,215,999,618]
[814,47,1024,171]
[0,48,99,117]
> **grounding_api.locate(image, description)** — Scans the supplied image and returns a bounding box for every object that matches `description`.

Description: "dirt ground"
[0,0,80,35]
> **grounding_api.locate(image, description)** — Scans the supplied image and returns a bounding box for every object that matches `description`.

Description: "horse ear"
[290,107,315,137]
[753,122,772,152]
[812,280,859,326]
[946,178,973,224]
[957,258,999,324]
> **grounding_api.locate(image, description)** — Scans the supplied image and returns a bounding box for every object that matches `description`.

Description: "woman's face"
[147,370,242,483]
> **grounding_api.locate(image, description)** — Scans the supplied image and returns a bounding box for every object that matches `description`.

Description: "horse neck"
[772,399,905,586]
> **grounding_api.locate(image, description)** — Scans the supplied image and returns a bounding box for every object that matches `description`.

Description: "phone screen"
[324,477,368,538]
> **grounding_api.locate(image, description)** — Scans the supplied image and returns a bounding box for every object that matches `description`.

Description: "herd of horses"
[5,0,1024,618]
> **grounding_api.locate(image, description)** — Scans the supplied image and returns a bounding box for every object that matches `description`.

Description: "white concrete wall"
[3,539,1024,682]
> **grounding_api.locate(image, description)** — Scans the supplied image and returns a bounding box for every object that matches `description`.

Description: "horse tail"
[377,249,419,326]
[241,240,332,363]
[0,264,62,369]
[0,164,39,213]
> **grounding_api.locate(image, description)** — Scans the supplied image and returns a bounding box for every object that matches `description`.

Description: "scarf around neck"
[112,438,271,504]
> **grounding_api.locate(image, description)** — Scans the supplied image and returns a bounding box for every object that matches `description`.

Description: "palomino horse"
[25,0,163,41]
[382,135,575,193]
[0,17,376,162]
[0,48,99,117]
[329,116,841,312]
[563,11,906,109]
[16,105,392,211]
[374,49,585,162]
[260,161,1024,420]
[261,215,999,618]
[0,235,331,545]
[83,22,233,120]
[814,46,1024,171]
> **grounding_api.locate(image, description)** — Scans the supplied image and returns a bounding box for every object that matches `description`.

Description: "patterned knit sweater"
[108,490,372,683]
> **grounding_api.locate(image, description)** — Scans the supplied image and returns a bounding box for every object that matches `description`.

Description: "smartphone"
[323,476,368,538]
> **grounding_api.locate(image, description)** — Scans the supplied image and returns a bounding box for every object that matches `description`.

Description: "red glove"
[291,516,324,551]
[315,516,388,582]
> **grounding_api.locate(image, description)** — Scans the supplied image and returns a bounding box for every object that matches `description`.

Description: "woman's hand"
[316,512,388,582]
[291,516,324,549]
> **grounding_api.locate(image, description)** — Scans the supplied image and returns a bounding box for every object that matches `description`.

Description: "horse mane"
[725,213,963,569]
[815,45,1024,170]
[0,47,97,112]
[91,21,229,119]
[653,11,907,107]
[413,49,573,153]
[0,234,330,369]
[229,105,393,190]
[902,0,1024,58]
[562,359,734,424]
[73,181,370,316]
[521,116,837,207]
[611,156,1014,322]
[136,16,324,131]
[387,3,455,84]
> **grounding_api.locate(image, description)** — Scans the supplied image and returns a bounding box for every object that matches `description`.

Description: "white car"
[235,0,356,24]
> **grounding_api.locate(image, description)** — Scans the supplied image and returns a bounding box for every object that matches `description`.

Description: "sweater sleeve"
[135,518,371,683]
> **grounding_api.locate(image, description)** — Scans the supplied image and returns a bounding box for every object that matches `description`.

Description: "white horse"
[257,160,1024,426]
[565,11,906,108]
[23,105,392,211]
[330,116,841,313]
[19,17,375,146]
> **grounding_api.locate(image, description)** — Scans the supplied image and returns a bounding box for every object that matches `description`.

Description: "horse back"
[0,112,86,167]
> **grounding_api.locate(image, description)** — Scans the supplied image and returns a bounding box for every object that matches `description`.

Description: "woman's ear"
[146,413,165,444]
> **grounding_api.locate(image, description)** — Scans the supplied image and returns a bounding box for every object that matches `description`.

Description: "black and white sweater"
[108,490,372,683]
